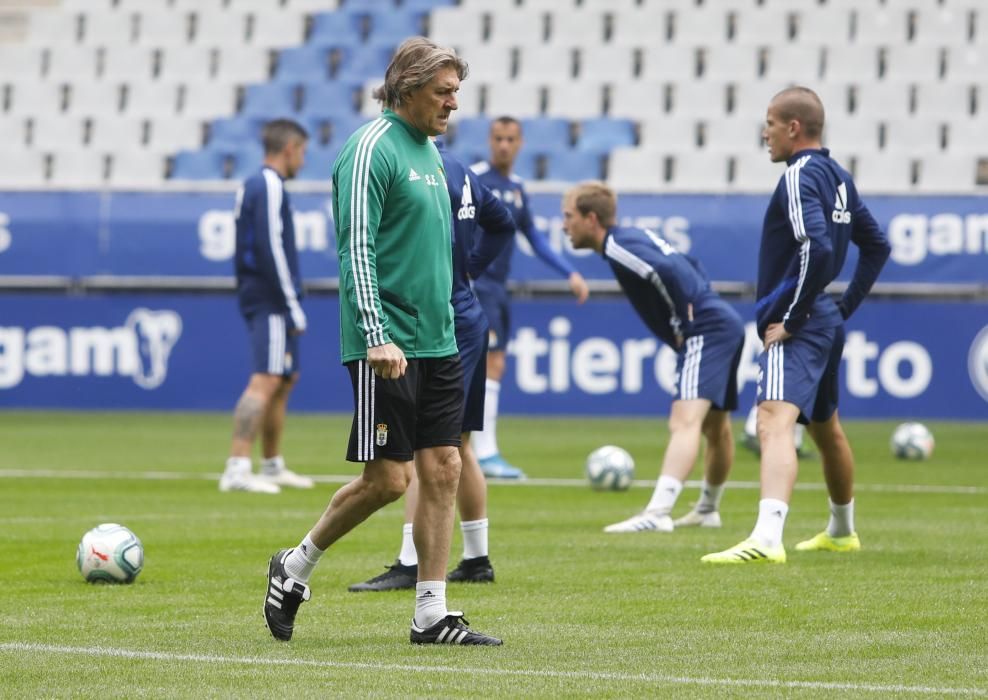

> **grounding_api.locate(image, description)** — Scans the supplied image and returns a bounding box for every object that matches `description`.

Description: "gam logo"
[968,325,988,403]
[0,309,182,390]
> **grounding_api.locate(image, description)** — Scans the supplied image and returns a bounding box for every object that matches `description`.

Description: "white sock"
[261,455,285,475]
[793,424,805,450]
[225,456,251,476]
[645,475,682,515]
[750,498,789,548]
[826,498,855,537]
[414,581,447,630]
[696,480,725,513]
[461,518,489,559]
[472,380,500,460]
[744,404,758,438]
[283,533,324,584]
[398,523,417,566]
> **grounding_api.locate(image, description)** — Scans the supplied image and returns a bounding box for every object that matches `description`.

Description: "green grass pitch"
[0,411,985,698]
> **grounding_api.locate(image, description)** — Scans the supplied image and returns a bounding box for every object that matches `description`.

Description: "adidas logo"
[408,168,421,182]
[457,173,475,220]
[831,181,851,223]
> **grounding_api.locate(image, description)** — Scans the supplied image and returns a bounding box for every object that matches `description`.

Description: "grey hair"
[374,36,468,110]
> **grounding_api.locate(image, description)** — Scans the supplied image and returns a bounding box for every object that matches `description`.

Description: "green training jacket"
[333,110,456,363]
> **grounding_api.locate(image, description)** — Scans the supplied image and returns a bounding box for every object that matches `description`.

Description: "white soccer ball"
[890,422,935,461]
[586,445,635,491]
[77,523,144,584]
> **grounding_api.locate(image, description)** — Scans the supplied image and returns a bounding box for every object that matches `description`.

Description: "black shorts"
[346,355,464,463]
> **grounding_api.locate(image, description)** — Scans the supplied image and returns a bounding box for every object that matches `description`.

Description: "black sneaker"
[348,560,417,592]
[446,555,495,583]
[263,549,311,641]
[410,612,502,646]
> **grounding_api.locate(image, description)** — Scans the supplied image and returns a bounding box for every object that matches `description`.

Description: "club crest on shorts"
[375,422,388,446]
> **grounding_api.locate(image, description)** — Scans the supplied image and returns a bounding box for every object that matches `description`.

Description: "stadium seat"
[543,150,603,182]
[945,45,988,83]
[577,46,637,82]
[365,10,425,47]
[511,149,539,180]
[850,151,914,192]
[145,116,204,152]
[49,150,107,187]
[610,7,670,46]
[606,147,667,192]
[449,144,487,169]
[80,11,135,45]
[944,118,982,154]
[851,6,909,45]
[296,144,343,181]
[667,81,730,118]
[667,151,731,192]
[725,81,785,119]
[428,8,485,47]
[66,82,122,117]
[544,82,605,120]
[516,45,574,83]
[451,117,490,151]
[454,81,484,118]
[30,115,86,150]
[700,117,764,154]
[107,150,168,187]
[917,154,980,193]
[327,114,371,146]
[100,46,156,83]
[123,82,181,117]
[456,45,513,83]
[824,117,883,153]
[307,11,365,49]
[913,83,973,120]
[669,7,730,44]
[133,10,191,46]
[229,145,264,179]
[0,116,28,147]
[484,82,543,118]
[701,45,763,82]
[403,0,455,10]
[192,10,249,46]
[575,118,636,154]
[609,81,667,120]
[179,82,238,119]
[732,7,792,45]
[518,117,571,155]
[214,46,272,84]
[299,81,359,119]
[46,46,100,82]
[158,46,215,83]
[581,0,639,10]
[170,149,227,179]
[546,9,607,45]
[6,82,66,117]
[731,151,786,192]
[823,45,880,82]
[763,45,823,83]
[884,119,945,155]
[637,116,699,152]
[638,45,698,82]
[0,148,47,186]
[334,46,394,82]
[273,46,330,84]
[248,11,307,48]
[207,116,262,153]
[88,115,146,150]
[851,82,911,119]
[912,5,972,45]
[25,10,81,45]
[814,82,853,119]
[0,46,46,81]
[793,6,852,45]
[883,46,945,84]
[240,83,297,119]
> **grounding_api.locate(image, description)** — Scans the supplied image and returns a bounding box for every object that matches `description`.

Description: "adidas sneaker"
[410,612,502,646]
[263,549,311,641]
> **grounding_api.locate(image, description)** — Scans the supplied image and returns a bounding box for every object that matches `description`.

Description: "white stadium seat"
[50,150,108,187]
[100,46,157,83]
[913,83,974,120]
[700,117,764,154]
[45,46,100,82]
[732,7,791,45]
[6,81,65,117]
[544,82,605,120]
[0,116,29,147]
[484,81,542,118]
[88,115,146,150]
[822,45,880,83]
[669,8,730,45]
[192,10,249,46]
[179,82,238,119]
[214,46,272,84]
[25,10,81,46]
[145,116,204,152]
[607,147,667,192]
[452,81,483,118]
[158,46,215,83]
[0,46,46,81]
[667,151,731,192]
[912,5,972,45]
[851,82,911,120]
[850,6,909,45]
[247,12,307,48]
[123,82,182,117]
[731,151,786,192]
[577,46,637,82]
[516,45,574,83]
[65,81,123,116]
[883,45,944,84]
[134,10,191,46]
[667,81,730,119]
[456,45,514,83]
[792,6,852,45]
[0,148,47,186]
[81,11,135,45]
[637,116,698,152]
[610,7,670,46]
[762,45,823,83]
[487,9,547,46]
[701,45,762,82]
[609,81,667,120]
[429,8,485,47]
[107,150,168,187]
[944,118,982,153]
[547,9,608,46]
[639,45,699,83]
[30,115,87,151]
[850,151,915,193]
[824,117,883,153]
[917,154,981,193]
[945,45,988,83]
[883,118,945,155]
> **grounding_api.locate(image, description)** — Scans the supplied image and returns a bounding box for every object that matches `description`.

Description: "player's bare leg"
[676,408,732,528]
[797,410,860,552]
[447,433,494,582]
[257,373,313,488]
[221,373,283,493]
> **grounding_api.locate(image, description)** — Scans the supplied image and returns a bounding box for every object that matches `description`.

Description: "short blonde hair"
[376,37,468,110]
[567,181,617,227]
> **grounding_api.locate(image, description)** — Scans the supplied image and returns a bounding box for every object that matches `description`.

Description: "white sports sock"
[461,518,489,559]
[750,498,789,548]
[398,523,417,566]
[472,380,500,460]
[260,455,285,475]
[224,456,252,476]
[283,533,324,584]
[826,498,855,537]
[744,404,759,438]
[793,424,805,450]
[646,475,683,515]
[696,480,725,513]
[414,581,447,630]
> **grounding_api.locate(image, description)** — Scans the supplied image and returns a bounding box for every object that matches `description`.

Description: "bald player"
[702,86,890,564]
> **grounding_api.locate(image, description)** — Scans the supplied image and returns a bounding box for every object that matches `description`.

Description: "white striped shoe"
[604,510,673,533]
[410,612,502,646]
[673,508,722,528]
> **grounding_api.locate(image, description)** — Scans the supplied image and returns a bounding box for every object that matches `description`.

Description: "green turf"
[0,412,985,698]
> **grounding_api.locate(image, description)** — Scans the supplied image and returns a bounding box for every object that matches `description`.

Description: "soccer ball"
[890,422,935,461]
[586,445,635,491]
[77,523,144,584]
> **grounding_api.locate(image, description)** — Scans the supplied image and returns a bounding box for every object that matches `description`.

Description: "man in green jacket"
[262,37,501,647]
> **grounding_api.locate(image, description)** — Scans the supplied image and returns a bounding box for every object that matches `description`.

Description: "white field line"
[0,468,983,495]
[0,642,984,697]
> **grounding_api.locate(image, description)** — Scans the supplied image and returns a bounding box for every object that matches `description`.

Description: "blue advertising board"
[1,294,985,419]
[1,191,985,284]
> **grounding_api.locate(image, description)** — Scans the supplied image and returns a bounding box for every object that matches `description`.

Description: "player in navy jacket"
[563,182,745,535]
[348,141,518,591]
[469,116,590,479]
[704,87,890,564]
[220,119,314,494]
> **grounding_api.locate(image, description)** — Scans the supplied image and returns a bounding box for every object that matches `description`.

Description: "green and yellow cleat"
[701,538,786,564]
[795,531,861,552]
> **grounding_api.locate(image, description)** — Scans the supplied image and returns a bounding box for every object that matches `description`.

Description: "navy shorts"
[246,312,299,376]
[475,282,510,351]
[675,317,745,411]
[757,323,845,424]
[457,319,489,433]
[345,355,464,463]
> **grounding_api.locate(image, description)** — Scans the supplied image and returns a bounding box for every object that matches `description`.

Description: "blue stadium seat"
[334,45,395,81]
[241,83,298,119]
[513,150,539,180]
[298,81,359,120]
[229,145,265,180]
[170,150,227,180]
[308,12,365,48]
[403,0,455,10]
[365,10,425,47]
[576,117,636,154]
[297,144,343,181]
[543,150,604,182]
[328,114,373,146]
[449,145,487,169]
[272,46,330,83]
[520,117,571,155]
[451,117,490,152]
[207,117,261,153]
